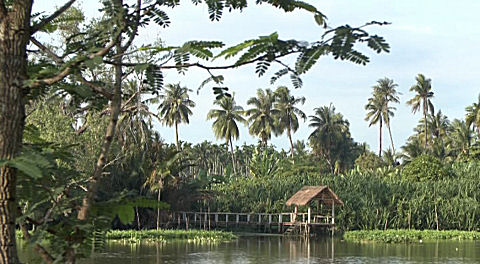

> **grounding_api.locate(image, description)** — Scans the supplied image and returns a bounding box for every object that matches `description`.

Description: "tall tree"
[373,78,400,153]
[273,86,306,158]
[407,74,435,149]
[365,94,385,157]
[406,74,435,149]
[447,119,473,159]
[207,96,246,174]
[158,83,195,150]
[309,104,350,173]
[465,93,480,136]
[246,89,279,146]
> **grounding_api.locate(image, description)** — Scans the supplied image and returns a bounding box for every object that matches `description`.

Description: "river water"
[19,236,480,263]
[78,236,480,264]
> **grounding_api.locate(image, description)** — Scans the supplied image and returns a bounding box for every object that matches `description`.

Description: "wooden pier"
[170,211,336,235]
[168,186,343,236]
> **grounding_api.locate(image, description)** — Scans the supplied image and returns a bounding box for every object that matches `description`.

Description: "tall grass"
[208,161,480,231]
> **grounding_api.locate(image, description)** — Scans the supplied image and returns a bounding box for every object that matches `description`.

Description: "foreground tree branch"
[77,0,128,221]
[31,0,77,34]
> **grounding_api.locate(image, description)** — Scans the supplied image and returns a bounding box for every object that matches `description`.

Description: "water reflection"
[19,236,480,264]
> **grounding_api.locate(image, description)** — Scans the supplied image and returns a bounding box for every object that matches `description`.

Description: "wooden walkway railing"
[170,211,335,233]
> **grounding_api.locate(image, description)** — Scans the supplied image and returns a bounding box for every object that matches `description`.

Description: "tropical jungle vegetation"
[0,0,478,263]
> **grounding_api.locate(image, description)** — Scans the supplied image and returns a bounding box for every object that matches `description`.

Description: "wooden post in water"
[331,202,335,236]
[307,207,311,224]
[279,214,283,233]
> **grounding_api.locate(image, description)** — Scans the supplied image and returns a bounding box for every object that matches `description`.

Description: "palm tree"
[400,136,423,163]
[246,88,279,146]
[207,96,247,174]
[428,110,450,140]
[144,139,182,230]
[309,104,349,173]
[447,119,473,159]
[465,93,480,136]
[373,78,400,153]
[365,94,385,157]
[273,86,306,158]
[157,83,195,150]
[406,74,434,149]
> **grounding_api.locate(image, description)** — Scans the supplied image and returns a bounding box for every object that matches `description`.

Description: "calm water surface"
[21,236,480,263]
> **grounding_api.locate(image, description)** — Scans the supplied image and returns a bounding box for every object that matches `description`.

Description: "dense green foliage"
[344,229,480,243]
[208,161,480,231]
[402,154,453,181]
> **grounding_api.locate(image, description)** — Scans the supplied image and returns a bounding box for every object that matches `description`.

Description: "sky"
[38,0,480,152]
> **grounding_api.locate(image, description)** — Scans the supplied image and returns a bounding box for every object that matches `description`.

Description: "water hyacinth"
[344,229,480,243]
[106,229,237,243]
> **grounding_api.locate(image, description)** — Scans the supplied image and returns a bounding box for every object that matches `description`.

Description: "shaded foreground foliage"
[208,160,480,231]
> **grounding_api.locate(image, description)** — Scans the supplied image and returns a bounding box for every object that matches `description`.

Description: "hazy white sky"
[39,0,480,152]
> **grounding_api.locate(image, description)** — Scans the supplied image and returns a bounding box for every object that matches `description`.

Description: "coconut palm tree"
[365,94,385,157]
[406,74,434,149]
[428,110,450,140]
[207,96,247,174]
[309,104,349,173]
[246,88,279,146]
[157,83,195,150]
[447,119,473,159]
[465,93,480,136]
[400,136,423,164]
[372,78,400,153]
[273,86,306,158]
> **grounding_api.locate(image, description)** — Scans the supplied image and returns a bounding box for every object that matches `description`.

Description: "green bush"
[354,152,386,171]
[402,154,453,181]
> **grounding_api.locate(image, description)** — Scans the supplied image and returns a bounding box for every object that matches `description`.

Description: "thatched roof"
[286,186,344,207]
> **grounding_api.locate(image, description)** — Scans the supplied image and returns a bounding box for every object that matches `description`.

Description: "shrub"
[402,154,453,181]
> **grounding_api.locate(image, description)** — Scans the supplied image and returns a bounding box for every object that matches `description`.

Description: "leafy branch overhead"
[141,22,389,93]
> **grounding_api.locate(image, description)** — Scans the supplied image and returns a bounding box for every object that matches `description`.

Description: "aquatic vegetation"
[344,229,480,243]
[106,229,237,243]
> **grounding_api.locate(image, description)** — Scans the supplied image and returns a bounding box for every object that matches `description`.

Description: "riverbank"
[106,229,237,243]
[344,229,480,243]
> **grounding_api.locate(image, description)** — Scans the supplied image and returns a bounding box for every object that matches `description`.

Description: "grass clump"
[106,229,237,243]
[344,229,480,243]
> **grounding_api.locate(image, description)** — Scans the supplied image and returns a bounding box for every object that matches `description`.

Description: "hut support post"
[307,207,311,224]
[332,203,335,225]
[294,206,298,222]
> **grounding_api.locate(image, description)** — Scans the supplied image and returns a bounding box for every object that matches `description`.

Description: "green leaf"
[115,205,135,225]
[367,35,390,53]
[314,13,326,27]
[214,40,255,60]
[9,159,43,179]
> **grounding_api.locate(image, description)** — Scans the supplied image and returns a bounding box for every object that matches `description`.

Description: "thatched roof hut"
[286,186,344,207]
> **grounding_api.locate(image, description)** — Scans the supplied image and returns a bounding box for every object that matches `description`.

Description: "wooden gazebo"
[286,186,343,226]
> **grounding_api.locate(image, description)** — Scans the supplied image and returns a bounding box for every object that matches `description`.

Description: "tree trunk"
[0,2,33,262]
[229,137,237,174]
[379,118,382,157]
[424,102,428,150]
[287,127,294,158]
[156,188,161,230]
[77,41,124,220]
[386,120,395,154]
[175,121,179,150]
